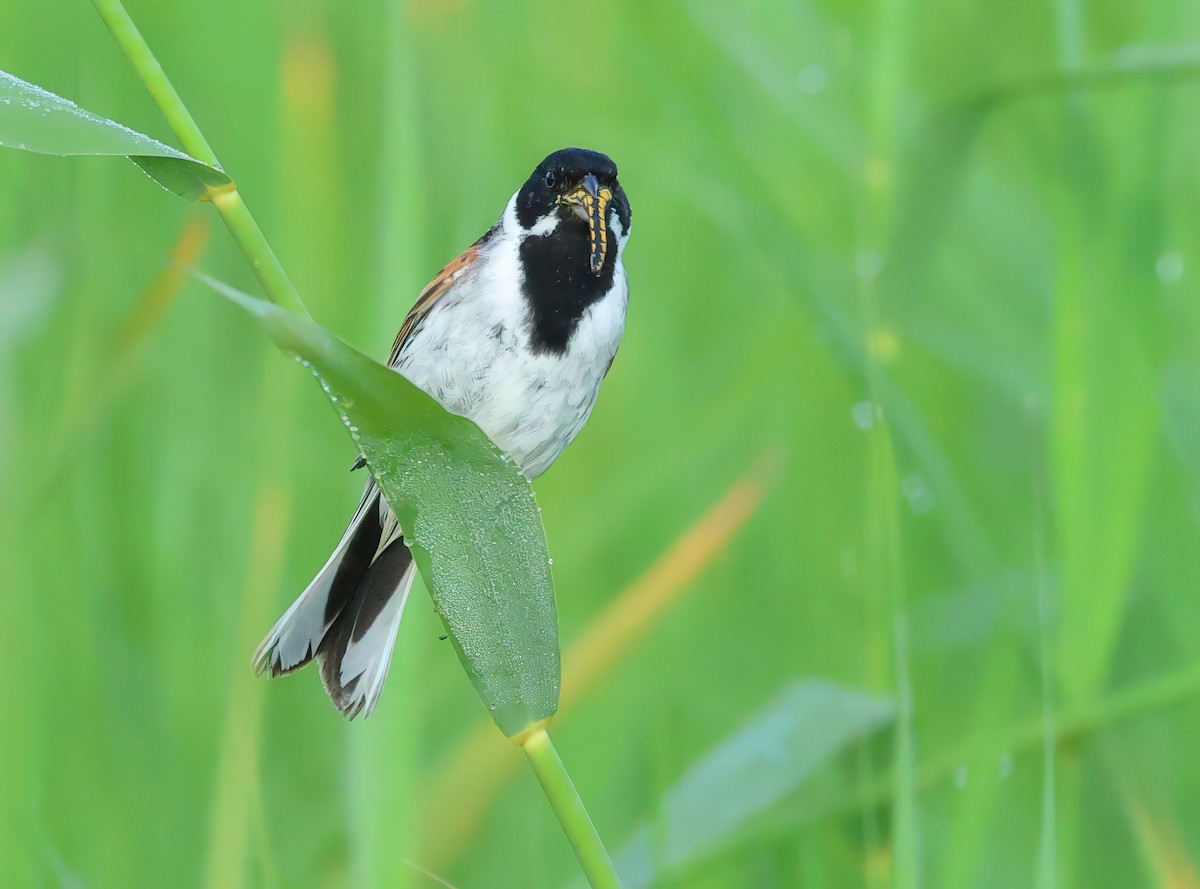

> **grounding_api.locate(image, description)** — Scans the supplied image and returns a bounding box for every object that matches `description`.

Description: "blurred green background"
[3,0,1200,886]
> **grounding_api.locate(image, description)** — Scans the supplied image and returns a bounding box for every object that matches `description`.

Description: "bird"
[252,148,633,718]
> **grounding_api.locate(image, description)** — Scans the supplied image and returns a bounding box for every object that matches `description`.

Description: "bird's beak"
[559,173,613,275]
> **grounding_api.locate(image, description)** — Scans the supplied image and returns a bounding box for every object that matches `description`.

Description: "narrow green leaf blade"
[600,681,894,888]
[0,69,229,200]
[204,275,559,737]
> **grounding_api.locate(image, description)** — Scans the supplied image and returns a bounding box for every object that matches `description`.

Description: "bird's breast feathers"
[391,201,627,478]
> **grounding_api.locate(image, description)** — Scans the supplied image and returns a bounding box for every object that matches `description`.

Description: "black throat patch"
[519,223,616,355]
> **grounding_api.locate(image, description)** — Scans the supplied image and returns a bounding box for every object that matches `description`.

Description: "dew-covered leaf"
[201,273,559,737]
[601,680,894,888]
[0,69,229,200]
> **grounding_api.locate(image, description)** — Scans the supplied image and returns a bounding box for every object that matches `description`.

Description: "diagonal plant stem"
[521,729,620,889]
[91,0,307,317]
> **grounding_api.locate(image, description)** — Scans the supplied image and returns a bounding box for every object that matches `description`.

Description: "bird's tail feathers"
[253,481,415,719]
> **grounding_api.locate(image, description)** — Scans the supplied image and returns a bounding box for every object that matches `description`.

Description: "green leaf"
[0,69,229,200]
[600,681,894,888]
[199,273,559,737]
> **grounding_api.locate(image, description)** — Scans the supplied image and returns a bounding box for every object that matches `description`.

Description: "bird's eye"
[544,171,557,189]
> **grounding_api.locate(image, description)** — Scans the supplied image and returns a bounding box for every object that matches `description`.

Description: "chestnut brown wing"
[387,227,495,367]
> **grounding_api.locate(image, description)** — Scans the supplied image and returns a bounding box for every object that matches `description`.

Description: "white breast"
[393,196,628,479]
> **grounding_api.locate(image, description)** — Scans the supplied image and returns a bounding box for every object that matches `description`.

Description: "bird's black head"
[515,148,632,276]
[512,148,632,355]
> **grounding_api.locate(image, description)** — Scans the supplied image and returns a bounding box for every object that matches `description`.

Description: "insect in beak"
[557,173,612,275]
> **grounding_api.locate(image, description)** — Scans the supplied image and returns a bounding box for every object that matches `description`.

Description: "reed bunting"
[253,148,633,717]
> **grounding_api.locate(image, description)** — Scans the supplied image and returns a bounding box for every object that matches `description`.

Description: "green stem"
[862,0,916,878]
[208,189,307,316]
[91,0,216,166]
[521,729,620,889]
[90,0,307,317]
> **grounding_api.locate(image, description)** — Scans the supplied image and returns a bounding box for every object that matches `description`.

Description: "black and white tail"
[253,479,415,719]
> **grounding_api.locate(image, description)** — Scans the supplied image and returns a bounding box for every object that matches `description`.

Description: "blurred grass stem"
[864,0,918,879]
[90,0,307,316]
[521,729,620,889]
